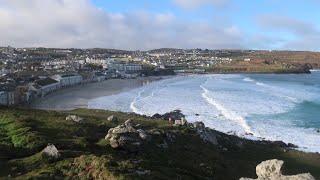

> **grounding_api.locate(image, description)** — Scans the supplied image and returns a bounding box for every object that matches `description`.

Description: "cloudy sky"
[0,0,319,51]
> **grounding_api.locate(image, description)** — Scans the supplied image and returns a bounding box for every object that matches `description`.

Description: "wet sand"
[30,77,165,111]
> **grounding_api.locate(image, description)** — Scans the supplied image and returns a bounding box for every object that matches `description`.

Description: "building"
[108,61,142,73]
[85,58,111,69]
[30,78,60,97]
[0,91,7,105]
[0,84,16,106]
[52,74,83,88]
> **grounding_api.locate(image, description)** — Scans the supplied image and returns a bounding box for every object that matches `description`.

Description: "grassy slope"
[207,61,310,74]
[0,107,319,180]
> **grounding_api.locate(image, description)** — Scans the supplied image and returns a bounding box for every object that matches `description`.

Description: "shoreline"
[29,76,171,111]
[29,73,319,153]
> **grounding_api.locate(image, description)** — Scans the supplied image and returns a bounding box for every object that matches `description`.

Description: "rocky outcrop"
[240,159,315,180]
[152,110,185,121]
[174,117,187,126]
[105,119,150,152]
[41,144,60,159]
[107,115,118,123]
[193,122,218,145]
[66,115,83,123]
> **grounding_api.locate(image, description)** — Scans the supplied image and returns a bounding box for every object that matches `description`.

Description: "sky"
[0,0,319,51]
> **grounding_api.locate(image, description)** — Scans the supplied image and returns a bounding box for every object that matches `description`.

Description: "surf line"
[200,78,254,135]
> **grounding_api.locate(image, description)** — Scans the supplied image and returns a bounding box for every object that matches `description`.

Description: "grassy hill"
[0,107,319,179]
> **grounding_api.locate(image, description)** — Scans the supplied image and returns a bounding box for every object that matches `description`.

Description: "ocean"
[88,71,320,152]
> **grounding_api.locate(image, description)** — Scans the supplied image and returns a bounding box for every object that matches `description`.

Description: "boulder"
[105,119,150,152]
[41,144,60,159]
[240,159,315,180]
[107,115,118,123]
[193,122,218,145]
[152,110,185,121]
[66,115,83,123]
[174,118,188,126]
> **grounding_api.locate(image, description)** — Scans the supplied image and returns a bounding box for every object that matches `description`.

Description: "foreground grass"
[0,107,319,179]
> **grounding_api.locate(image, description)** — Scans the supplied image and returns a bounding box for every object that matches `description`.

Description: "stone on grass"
[193,121,218,145]
[240,159,315,180]
[66,115,83,123]
[107,115,118,123]
[41,144,60,159]
[105,119,151,152]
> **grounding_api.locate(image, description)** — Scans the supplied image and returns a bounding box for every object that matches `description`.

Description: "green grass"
[0,107,319,179]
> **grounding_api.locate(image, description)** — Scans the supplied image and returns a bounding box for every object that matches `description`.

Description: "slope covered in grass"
[0,107,319,179]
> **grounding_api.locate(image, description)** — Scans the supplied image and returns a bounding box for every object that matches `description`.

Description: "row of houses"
[0,74,83,106]
[30,74,83,98]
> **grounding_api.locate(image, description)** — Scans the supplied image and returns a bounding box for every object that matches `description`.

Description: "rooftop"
[35,78,59,87]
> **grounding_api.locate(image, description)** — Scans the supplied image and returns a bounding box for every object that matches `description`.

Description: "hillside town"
[0,46,317,106]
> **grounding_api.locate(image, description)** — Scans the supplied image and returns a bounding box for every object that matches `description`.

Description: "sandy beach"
[30,76,166,111]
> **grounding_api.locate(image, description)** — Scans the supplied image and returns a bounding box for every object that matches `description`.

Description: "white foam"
[200,84,253,135]
[88,74,320,153]
[243,77,254,82]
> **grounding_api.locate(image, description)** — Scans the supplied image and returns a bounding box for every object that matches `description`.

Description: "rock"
[66,115,83,123]
[41,144,60,159]
[316,129,320,133]
[166,132,176,143]
[136,170,151,176]
[148,129,162,135]
[157,140,168,149]
[152,110,185,121]
[107,115,118,123]
[137,129,149,140]
[105,119,150,152]
[152,113,162,119]
[174,120,182,125]
[193,122,218,145]
[240,159,315,180]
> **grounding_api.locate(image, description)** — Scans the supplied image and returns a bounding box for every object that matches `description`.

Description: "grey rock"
[193,121,218,145]
[41,144,60,159]
[107,115,118,122]
[105,119,150,152]
[66,115,83,123]
[240,159,315,180]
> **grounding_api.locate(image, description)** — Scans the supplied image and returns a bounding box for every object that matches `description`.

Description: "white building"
[0,90,15,106]
[30,78,60,97]
[108,61,142,73]
[0,91,7,105]
[52,74,83,87]
[85,58,111,69]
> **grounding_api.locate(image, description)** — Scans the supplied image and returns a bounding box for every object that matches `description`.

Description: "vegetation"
[207,60,311,74]
[0,107,319,179]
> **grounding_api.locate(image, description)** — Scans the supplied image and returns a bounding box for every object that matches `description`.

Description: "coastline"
[29,76,169,111]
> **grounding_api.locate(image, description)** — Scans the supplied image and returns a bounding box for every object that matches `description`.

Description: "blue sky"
[0,0,319,50]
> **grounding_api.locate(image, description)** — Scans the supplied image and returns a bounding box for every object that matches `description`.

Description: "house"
[0,91,7,105]
[30,78,60,97]
[0,84,16,106]
[52,74,83,88]
[108,61,142,74]
[95,72,106,82]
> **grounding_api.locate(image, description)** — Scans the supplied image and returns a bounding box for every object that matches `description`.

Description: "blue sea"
[89,71,320,152]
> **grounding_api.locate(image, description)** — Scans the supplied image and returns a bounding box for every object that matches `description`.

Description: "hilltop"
[0,107,319,179]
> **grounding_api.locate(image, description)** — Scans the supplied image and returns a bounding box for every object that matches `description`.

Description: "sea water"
[89,71,320,152]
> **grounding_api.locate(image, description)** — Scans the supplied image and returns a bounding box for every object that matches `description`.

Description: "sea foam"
[88,73,320,153]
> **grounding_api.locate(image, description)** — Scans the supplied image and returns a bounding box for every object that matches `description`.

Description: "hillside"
[0,107,319,179]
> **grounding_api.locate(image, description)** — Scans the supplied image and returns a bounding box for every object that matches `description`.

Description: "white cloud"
[173,0,228,9]
[256,15,320,51]
[0,0,245,50]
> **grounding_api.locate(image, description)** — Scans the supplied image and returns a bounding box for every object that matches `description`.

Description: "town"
[0,46,318,106]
